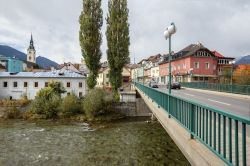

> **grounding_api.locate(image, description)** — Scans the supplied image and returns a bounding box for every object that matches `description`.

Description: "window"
[45,82,49,87]
[161,76,165,84]
[79,82,82,88]
[205,62,210,69]
[183,63,186,69]
[3,82,8,88]
[205,77,209,81]
[79,92,83,98]
[13,82,18,88]
[67,82,70,88]
[194,77,198,81]
[178,64,181,70]
[34,82,38,88]
[199,77,203,81]
[194,62,199,69]
[24,82,28,88]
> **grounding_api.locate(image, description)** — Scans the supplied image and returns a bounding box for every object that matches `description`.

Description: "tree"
[106,0,130,94]
[221,68,231,84]
[48,81,66,97]
[79,0,103,89]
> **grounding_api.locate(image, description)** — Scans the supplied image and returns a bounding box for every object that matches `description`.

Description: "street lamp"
[229,60,235,93]
[189,68,193,82]
[229,60,235,85]
[164,23,177,95]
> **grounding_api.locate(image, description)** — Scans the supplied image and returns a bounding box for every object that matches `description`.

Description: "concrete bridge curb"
[137,87,226,166]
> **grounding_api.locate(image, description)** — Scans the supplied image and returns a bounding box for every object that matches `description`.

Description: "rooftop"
[0,69,85,78]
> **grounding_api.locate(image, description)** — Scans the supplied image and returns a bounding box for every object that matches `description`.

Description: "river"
[0,119,190,166]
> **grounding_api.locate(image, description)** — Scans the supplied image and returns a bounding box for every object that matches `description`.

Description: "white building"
[0,70,86,100]
[150,66,160,83]
[96,67,131,88]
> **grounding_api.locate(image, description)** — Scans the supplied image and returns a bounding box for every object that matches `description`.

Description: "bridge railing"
[135,82,250,166]
[180,82,250,95]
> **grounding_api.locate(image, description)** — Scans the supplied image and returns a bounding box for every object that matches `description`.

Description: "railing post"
[190,104,195,139]
[168,95,171,118]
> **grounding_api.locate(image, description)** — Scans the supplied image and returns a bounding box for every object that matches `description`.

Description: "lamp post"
[164,23,177,118]
[164,23,177,94]
[229,60,235,93]
[189,68,193,83]
[229,60,235,85]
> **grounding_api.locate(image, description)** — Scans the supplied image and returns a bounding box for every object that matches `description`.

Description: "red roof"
[212,50,224,58]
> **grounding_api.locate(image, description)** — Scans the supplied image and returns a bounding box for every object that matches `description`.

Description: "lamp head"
[164,29,170,39]
[168,23,177,35]
[164,22,177,39]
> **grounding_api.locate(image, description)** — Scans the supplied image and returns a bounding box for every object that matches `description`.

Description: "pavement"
[157,87,250,118]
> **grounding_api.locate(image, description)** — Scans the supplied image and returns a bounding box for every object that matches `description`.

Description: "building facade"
[159,43,234,83]
[0,56,23,72]
[0,70,86,99]
[96,66,131,89]
[137,54,162,84]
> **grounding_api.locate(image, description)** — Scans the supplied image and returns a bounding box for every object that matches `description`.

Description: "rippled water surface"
[0,119,190,166]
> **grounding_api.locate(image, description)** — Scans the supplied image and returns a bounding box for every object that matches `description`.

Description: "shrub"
[37,87,54,99]
[29,93,61,119]
[48,81,66,96]
[83,88,114,120]
[60,94,82,117]
[4,107,21,119]
[0,98,30,107]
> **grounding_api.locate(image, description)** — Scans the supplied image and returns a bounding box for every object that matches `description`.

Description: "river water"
[0,119,190,166]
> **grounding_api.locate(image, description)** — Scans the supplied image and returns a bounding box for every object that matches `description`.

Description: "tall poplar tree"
[79,0,103,89]
[106,0,130,94]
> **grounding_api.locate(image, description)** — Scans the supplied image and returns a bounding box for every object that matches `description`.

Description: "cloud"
[0,0,249,64]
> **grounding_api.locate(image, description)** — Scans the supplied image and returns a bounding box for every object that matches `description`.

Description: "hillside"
[0,45,58,69]
[235,55,250,65]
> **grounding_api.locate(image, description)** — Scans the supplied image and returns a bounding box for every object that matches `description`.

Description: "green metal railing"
[135,82,250,166]
[181,82,250,95]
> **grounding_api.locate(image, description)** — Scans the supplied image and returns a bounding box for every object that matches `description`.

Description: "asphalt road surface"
[158,87,250,118]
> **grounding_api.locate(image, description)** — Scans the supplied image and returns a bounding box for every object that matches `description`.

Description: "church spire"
[27,33,36,63]
[29,33,35,50]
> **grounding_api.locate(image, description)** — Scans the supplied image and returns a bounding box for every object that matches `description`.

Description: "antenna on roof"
[134,57,135,64]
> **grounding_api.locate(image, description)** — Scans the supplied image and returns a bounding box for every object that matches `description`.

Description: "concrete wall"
[113,99,151,117]
[120,92,136,102]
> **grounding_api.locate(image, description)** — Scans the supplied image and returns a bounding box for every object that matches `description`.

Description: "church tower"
[27,34,36,63]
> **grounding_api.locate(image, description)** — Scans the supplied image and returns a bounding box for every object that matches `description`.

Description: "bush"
[60,94,82,117]
[83,88,114,120]
[4,107,21,119]
[0,98,30,107]
[29,93,61,119]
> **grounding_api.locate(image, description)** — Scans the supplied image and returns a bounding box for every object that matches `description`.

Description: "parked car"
[149,81,159,88]
[167,82,181,89]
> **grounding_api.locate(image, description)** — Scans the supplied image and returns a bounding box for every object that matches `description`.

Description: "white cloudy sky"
[0,0,249,64]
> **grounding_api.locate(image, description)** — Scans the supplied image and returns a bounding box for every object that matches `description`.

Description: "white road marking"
[183,93,195,97]
[207,99,231,106]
